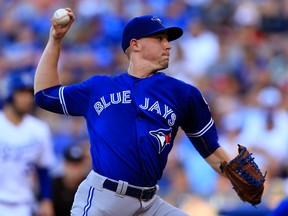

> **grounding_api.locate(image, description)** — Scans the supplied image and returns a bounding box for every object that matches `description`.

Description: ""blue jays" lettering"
[93,90,176,126]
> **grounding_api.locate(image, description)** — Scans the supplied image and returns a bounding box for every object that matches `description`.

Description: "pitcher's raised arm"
[34,8,75,93]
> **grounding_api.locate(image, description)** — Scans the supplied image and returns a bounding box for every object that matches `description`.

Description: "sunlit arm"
[205,146,232,176]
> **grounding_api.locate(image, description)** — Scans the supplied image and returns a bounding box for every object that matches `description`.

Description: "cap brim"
[166,27,183,41]
[144,27,183,42]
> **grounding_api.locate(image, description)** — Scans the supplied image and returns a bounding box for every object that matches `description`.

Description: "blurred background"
[0,0,288,215]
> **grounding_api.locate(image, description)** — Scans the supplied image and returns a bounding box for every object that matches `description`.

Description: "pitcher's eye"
[156,35,162,40]
[153,34,167,41]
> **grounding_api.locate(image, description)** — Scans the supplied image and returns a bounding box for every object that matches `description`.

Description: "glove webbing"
[236,151,267,187]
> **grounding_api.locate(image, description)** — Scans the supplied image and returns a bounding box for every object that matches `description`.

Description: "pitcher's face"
[139,32,172,70]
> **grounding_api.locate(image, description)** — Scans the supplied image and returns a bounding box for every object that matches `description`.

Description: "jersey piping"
[59,86,69,116]
[185,118,214,137]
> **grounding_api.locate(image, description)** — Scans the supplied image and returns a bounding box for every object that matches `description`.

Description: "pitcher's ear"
[130,38,141,51]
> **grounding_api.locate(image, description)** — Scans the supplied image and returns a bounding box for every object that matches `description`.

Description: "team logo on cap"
[151,16,163,26]
[149,128,172,153]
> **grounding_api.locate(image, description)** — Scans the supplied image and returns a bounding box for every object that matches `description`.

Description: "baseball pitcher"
[34,8,266,216]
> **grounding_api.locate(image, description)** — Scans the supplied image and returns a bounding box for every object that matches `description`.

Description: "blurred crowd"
[1,0,288,215]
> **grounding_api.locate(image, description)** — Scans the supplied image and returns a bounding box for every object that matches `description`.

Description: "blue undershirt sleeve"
[187,124,220,158]
[36,167,52,200]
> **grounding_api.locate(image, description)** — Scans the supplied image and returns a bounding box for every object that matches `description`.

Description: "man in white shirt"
[0,73,56,216]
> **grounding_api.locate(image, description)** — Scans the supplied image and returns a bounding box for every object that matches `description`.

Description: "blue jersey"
[35,72,220,187]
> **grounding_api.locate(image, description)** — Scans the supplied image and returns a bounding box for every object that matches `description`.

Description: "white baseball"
[53,8,70,26]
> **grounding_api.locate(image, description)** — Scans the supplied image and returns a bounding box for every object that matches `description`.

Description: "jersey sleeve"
[35,78,92,116]
[59,78,92,116]
[181,86,220,158]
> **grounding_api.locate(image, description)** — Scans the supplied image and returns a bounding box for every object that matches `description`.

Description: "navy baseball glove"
[220,144,267,206]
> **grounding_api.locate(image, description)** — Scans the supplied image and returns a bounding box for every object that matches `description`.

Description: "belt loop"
[121,181,129,195]
[115,180,128,198]
[140,189,144,200]
[156,185,159,192]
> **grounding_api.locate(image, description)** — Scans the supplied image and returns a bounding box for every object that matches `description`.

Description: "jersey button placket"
[134,81,139,96]
[137,111,143,120]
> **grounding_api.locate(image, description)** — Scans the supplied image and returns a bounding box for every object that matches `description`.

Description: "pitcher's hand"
[50,8,75,41]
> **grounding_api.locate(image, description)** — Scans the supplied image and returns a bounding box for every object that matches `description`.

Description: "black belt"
[103,179,157,201]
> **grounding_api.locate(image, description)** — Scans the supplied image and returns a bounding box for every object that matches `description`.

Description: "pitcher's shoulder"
[159,72,197,91]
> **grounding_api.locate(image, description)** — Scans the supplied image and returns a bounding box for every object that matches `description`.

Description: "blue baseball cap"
[4,72,34,102]
[121,15,183,52]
